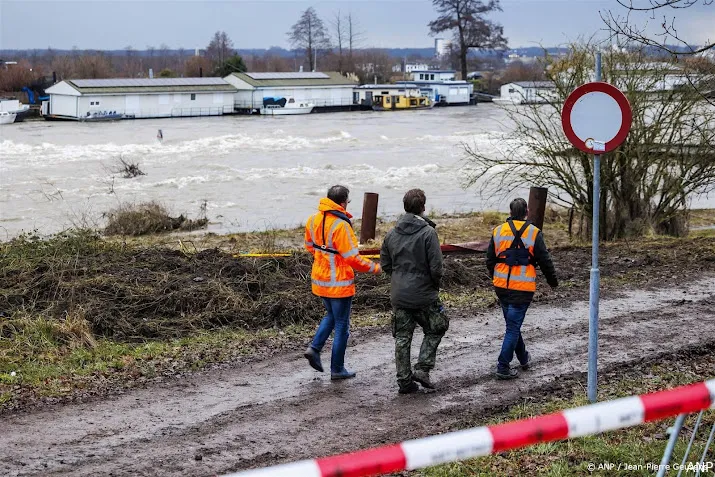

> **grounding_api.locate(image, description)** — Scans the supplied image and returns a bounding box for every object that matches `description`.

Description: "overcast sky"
[1,0,713,51]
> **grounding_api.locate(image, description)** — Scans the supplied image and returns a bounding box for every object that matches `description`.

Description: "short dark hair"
[327,185,350,205]
[510,198,528,220]
[403,188,426,215]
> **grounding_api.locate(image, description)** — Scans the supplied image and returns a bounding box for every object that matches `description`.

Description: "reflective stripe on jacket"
[492,220,539,292]
[305,198,381,298]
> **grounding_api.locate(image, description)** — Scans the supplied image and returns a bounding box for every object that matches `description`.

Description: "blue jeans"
[310,297,353,373]
[497,302,530,371]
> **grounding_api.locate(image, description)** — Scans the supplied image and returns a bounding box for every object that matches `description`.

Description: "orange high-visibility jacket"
[492,220,539,292]
[304,198,381,298]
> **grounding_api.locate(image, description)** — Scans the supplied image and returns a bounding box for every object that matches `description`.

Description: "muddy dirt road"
[2,277,715,477]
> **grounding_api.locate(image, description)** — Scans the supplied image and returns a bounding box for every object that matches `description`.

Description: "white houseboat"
[395,70,473,105]
[493,81,557,105]
[44,78,237,120]
[225,71,358,113]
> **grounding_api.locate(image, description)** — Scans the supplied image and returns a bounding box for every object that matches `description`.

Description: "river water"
[0,105,712,239]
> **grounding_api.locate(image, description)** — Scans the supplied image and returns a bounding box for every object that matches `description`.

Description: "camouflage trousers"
[392,301,449,388]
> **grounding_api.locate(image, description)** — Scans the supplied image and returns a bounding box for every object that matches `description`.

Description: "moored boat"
[259,97,314,115]
[0,98,31,122]
[0,111,17,124]
[80,111,124,122]
[371,94,433,111]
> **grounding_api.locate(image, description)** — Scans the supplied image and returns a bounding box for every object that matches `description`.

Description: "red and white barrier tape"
[223,379,715,477]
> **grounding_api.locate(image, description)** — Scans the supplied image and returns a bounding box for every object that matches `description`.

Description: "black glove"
[547,277,558,289]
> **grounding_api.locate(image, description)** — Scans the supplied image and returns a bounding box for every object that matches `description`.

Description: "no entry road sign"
[561,62,634,404]
[561,81,632,154]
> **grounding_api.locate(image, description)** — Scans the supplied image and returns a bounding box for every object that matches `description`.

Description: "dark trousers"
[393,301,448,388]
[497,301,530,372]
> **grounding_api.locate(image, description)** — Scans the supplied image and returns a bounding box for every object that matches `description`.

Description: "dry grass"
[104,201,208,236]
[115,208,583,254]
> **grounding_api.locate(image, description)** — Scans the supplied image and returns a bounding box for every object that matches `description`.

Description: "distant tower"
[435,38,452,57]
[195,48,200,56]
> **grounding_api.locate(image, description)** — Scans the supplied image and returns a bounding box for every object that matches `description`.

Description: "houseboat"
[493,81,557,105]
[395,70,473,106]
[372,94,432,111]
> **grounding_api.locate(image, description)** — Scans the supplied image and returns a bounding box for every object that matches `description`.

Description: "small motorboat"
[259,97,314,115]
[80,111,124,122]
[0,98,30,121]
[0,111,17,125]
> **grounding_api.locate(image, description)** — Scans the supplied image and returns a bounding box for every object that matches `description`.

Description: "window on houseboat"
[190,94,196,100]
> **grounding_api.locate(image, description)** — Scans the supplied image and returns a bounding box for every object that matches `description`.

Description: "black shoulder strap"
[507,219,531,249]
[319,211,350,254]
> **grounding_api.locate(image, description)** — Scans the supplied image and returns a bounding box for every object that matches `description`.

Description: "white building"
[396,70,473,105]
[505,53,538,65]
[224,71,358,110]
[411,70,456,82]
[44,78,237,120]
[494,81,557,105]
[353,84,425,106]
[392,63,431,74]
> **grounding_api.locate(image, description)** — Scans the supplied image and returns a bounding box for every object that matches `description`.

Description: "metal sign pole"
[587,51,602,404]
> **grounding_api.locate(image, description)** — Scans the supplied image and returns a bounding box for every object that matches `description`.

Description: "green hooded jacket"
[380,213,443,309]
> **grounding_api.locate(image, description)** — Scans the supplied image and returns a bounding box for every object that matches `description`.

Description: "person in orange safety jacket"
[303,185,381,380]
[486,198,558,380]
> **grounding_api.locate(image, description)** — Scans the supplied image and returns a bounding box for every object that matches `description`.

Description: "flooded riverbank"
[1,105,713,238]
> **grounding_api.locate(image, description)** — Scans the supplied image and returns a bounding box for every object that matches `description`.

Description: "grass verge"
[408,347,715,477]
[1,210,714,413]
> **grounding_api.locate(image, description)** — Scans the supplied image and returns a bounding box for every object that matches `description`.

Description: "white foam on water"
[0,130,358,168]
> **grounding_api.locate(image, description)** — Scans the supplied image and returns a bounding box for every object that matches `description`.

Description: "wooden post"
[359,192,379,244]
[527,187,548,230]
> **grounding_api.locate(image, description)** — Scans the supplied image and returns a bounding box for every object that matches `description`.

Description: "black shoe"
[412,370,435,389]
[399,381,419,394]
[519,352,531,370]
[495,368,519,380]
[304,347,323,372]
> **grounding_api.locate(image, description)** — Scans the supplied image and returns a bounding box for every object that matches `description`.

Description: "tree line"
[1,0,511,92]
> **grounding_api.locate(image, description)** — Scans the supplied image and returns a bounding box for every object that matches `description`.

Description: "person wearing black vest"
[486,198,558,379]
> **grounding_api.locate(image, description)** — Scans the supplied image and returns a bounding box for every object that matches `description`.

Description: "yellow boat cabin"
[371,94,432,111]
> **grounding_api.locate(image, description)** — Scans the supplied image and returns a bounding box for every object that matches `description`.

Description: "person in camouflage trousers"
[380,189,448,394]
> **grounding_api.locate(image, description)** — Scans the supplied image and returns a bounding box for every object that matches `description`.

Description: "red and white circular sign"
[561,82,632,154]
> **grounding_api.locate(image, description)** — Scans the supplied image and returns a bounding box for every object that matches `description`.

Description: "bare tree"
[175,47,186,72]
[602,1,714,104]
[332,10,346,72]
[206,31,235,68]
[429,0,508,80]
[462,43,715,240]
[123,45,139,77]
[602,0,714,56]
[288,7,331,71]
[184,56,212,77]
[346,12,365,64]
[158,43,170,69]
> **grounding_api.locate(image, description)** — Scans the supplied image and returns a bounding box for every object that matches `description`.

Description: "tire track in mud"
[2,278,715,477]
